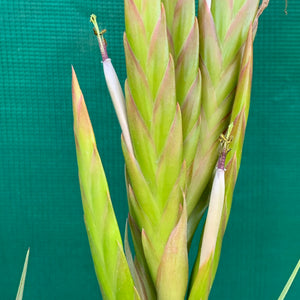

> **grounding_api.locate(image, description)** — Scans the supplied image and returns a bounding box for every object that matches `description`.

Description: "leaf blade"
[16,248,30,300]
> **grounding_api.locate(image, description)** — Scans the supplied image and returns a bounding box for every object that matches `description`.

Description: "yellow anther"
[219,123,233,154]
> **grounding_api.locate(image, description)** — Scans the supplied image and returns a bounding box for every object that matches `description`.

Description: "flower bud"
[199,168,225,268]
[102,59,134,155]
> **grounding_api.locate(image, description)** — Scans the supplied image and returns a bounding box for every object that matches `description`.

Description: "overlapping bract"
[187,0,260,242]
[189,28,254,298]
[124,0,187,297]
[162,0,201,172]
[123,0,259,298]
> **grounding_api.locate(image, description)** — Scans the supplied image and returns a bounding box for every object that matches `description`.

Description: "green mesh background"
[0,1,299,299]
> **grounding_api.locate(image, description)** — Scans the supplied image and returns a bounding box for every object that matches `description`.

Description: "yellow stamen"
[219,123,233,154]
[90,14,108,60]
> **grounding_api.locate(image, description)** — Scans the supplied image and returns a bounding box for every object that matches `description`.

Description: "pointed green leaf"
[278,259,300,300]
[16,248,30,300]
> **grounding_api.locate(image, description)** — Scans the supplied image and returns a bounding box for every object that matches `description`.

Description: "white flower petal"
[199,168,225,268]
[103,59,134,155]
[206,0,212,11]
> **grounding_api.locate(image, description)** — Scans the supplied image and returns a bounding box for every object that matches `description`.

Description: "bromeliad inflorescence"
[72,1,269,299]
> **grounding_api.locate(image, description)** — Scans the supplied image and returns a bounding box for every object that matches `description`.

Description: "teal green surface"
[0,0,299,299]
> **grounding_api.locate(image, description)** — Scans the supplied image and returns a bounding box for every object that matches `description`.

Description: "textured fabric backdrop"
[0,0,299,299]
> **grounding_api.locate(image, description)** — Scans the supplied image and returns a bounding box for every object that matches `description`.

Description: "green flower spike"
[189,25,254,300]
[123,0,188,297]
[72,1,269,299]
[187,0,260,244]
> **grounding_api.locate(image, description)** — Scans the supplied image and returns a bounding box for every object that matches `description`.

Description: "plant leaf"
[278,259,300,300]
[16,248,30,300]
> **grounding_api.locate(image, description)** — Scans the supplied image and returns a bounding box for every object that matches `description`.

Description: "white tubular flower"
[206,0,212,11]
[90,14,134,156]
[199,124,233,268]
[102,59,134,155]
[199,168,225,268]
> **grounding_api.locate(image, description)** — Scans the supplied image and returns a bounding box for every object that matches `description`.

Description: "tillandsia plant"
[72,1,270,299]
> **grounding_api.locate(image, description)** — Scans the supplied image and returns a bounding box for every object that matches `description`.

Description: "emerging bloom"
[199,168,225,268]
[199,124,233,268]
[90,14,134,156]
